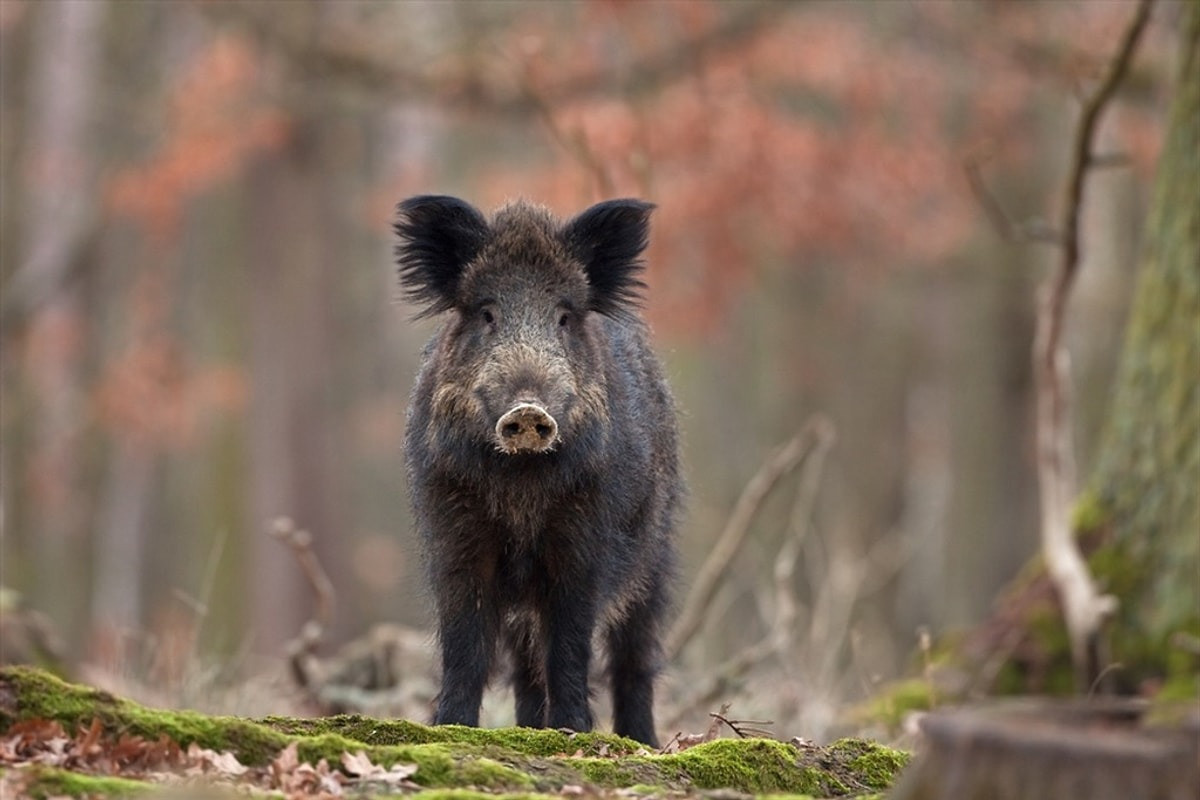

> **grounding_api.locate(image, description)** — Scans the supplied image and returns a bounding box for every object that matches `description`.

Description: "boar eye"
[482,309,496,325]
[558,312,570,328]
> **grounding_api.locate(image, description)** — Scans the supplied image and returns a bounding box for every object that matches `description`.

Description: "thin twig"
[1051,0,1153,345]
[181,526,229,676]
[708,710,773,739]
[1087,662,1125,698]
[1035,0,1151,691]
[772,419,836,655]
[666,416,834,662]
[271,516,335,631]
[656,731,683,755]
[705,703,731,742]
[964,150,1020,242]
[271,516,337,695]
[518,62,616,199]
[964,150,1062,245]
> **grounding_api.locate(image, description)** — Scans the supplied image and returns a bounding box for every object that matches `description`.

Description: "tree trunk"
[1084,0,1200,673]
[21,0,105,649]
[245,104,349,653]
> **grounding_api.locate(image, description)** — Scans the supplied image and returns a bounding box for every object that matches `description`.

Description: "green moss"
[1071,489,1111,534]
[5,766,153,799]
[415,793,549,800]
[1,667,912,797]
[261,714,638,757]
[665,739,843,795]
[626,782,668,795]
[460,756,536,789]
[565,756,640,786]
[1022,601,1075,694]
[0,668,541,792]
[848,677,934,729]
[1,665,292,766]
[567,740,841,794]
[827,738,909,791]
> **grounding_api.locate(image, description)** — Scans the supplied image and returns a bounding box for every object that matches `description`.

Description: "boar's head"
[395,196,653,457]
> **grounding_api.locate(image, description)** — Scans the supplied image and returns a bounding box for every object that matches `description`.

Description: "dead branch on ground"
[708,709,775,739]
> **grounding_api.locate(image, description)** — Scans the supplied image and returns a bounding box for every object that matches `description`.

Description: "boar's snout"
[495,403,559,454]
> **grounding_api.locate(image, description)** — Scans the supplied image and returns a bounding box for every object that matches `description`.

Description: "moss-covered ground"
[0,666,910,798]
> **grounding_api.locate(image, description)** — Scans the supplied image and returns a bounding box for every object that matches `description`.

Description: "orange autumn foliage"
[466,1,1166,336]
[107,34,288,243]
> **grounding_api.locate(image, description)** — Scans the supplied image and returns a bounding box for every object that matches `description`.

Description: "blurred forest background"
[0,0,1185,738]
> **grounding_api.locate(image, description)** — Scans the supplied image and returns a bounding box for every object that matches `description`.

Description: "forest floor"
[0,666,910,799]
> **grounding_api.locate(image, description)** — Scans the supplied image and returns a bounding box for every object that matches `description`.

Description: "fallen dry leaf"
[340,749,376,777]
[185,741,248,777]
[271,740,300,787]
[339,748,419,788]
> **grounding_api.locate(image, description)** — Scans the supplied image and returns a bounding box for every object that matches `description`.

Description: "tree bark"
[1086,0,1200,659]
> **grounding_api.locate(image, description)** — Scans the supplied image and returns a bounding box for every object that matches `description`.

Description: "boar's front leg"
[606,583,667,747]
[432,567,498,728]
[544,580,597,733]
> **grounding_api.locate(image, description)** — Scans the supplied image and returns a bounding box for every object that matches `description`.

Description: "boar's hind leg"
[433,578,498,728]
[545,583,597,734]
[606,585,667,747]
[504,618,548,727]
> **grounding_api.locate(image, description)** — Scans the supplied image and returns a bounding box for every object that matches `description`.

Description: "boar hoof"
[496,403,558,453]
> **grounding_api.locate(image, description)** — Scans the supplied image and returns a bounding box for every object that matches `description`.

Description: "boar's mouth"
[494,402,560,454]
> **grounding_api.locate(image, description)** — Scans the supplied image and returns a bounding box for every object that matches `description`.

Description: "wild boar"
[395,196,682,746]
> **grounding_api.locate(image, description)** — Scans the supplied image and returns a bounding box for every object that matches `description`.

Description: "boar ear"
[563,199,654,318]
[394,195,490,317]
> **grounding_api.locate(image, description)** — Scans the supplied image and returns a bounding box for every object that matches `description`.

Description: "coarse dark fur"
[395,196,682,746]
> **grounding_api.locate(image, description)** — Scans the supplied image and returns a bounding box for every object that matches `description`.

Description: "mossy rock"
[0,666,910,798]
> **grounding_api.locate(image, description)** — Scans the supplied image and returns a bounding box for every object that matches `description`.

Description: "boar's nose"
[496,403,558,453]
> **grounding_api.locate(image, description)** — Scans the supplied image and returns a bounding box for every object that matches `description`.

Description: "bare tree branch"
[663,419,835,728]
[964,150,1062,245]
[666,416,835,663]
[271,516,336,693]
[1035,0,1152,692]
[202,1,789,116]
